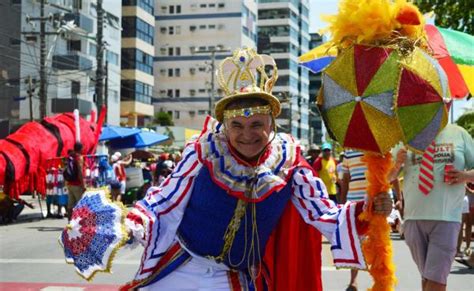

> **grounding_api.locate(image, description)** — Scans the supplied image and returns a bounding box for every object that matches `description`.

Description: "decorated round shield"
[319,44,450,154]
[59,189,128,281]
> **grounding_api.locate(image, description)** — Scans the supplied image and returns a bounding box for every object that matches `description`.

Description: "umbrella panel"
[397,102,442,142]
[343,102,381,153]
[354,45,393,96]
[407,106,447,151]
[363,52,400,97]
[325,46,358,96]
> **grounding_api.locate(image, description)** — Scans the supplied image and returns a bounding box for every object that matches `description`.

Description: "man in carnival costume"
[122,48,393,290]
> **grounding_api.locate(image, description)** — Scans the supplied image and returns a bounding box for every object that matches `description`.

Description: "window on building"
[190,25,197,32]
[71,81,80,95]
[168,68,173,77]
[121,80,152,104]
[198,110,207,115]
[218,3,225,8]
[168,47,174,56]
[9,37,20,46]
[198,66,206,72]
[176,5,181,13]
[89,43,97,55]
[73,0,82,10]
[176,26,181,34]
[199,25,206,29]
[174,111,180,119]
[107,50,119,66]
[200,4,207,8]
[160,27,167,33]
[208,24,216,29]
[198,46,206,51]
[169,5,174,14]
[123,0,154,15]
[209,3,216,8]
[175,47,181,56]
[67,40,81,52]
[169,26,174,35]
[175,68,180,77]
[175,89,180,97]
[189,46,196,53]
[198,89,206,93]
[167,89,173,97]
[122,17,154,45]
[121,48,153,74]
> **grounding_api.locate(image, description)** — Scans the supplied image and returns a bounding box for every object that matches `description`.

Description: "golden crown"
[215,48,281,122]
[217,48,278,96]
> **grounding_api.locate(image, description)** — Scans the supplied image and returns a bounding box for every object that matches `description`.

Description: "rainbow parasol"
[302,25,473,98]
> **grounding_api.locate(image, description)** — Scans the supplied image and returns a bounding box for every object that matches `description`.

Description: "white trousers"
[139,255,232,291]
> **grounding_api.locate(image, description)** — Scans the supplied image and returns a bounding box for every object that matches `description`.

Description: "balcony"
[52,53,93,71]
[51,98,92,115]
[63,12,94,34]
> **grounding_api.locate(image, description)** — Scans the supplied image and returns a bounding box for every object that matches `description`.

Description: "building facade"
[0,0,122,132]
[308,33,323,145]
[257,0,311,145]
[0,1,22,136]
[121,0,155,127]
[153,0,258,129]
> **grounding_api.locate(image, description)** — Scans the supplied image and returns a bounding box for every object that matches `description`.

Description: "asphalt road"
[0,199,472,290]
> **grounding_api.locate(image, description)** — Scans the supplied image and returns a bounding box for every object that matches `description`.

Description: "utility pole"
[24,1,68,119]
[193,47,230,116]
[95,0,105,109]
[25,76,37,121]
[104,60,108,123]
[39,0,47,119]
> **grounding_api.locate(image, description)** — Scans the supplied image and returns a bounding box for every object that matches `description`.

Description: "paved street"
[0,198,472,290]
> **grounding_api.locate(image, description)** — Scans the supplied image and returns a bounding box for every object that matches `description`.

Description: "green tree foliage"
[153,111,174,126]
[414,0,474,34]
[455,111,474,137]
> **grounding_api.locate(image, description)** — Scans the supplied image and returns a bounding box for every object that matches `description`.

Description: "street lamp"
[193,47,230,116]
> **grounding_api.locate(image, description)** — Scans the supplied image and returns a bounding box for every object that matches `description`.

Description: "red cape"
[261,202,323,291]
[258,157,323,291]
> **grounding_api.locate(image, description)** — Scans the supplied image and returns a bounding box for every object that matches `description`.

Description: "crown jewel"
[217,48,278,97]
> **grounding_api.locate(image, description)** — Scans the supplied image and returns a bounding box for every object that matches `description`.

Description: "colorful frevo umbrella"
[60,189,128,281]
[301,25,473,98]
[425,24,473,97]
[319,44,450,154]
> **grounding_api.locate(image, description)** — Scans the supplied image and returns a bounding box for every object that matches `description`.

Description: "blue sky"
[307,0,473,122]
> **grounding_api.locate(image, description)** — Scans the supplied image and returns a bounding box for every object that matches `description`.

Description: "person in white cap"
[110,152,132,202]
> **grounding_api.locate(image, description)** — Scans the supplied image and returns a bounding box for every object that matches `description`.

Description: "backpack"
[63,156,78,182]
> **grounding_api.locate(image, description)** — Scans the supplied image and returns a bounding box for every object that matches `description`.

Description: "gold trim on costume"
[223,105,272,120]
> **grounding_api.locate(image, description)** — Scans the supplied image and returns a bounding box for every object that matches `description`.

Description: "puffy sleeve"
[125,143,202,280]
[291,167,366,269]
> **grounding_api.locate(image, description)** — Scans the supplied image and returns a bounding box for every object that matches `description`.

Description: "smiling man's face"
[225,114,273,161]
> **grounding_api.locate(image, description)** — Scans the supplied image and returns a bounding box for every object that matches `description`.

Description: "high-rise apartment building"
[121,0,155,127]
[308,33,323,144]
[0,0,122,131]
[153,0,258,129]
[257,0,311,145]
